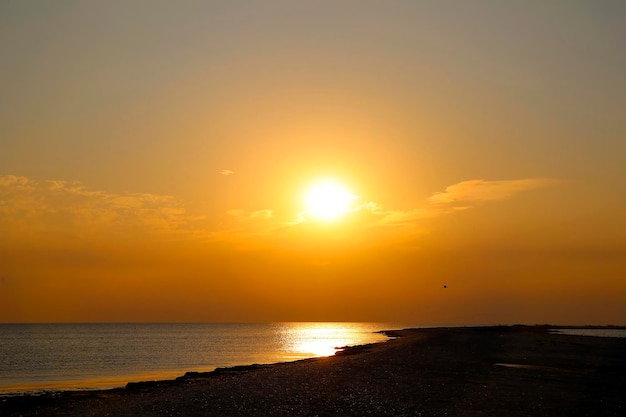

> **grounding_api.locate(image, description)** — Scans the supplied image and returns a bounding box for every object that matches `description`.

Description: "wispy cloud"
[367,208,436,227]
[0,175,206,243]
[0,175,35,191]
[226,209,273,222]
[212,209,295,251]
[220,169,234,176]
[428,178,558,205]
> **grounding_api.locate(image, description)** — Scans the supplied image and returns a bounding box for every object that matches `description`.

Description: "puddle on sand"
[493,363,556,370]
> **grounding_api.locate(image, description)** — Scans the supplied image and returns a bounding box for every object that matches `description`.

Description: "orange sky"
[1,1,625,324]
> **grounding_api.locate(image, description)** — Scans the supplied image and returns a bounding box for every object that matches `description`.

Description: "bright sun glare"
[303,180,356,221]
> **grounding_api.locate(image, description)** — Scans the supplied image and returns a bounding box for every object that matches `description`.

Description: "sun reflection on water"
[277,322,389,360]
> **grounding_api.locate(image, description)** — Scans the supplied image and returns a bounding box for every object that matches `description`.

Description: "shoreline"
[2,325,625,416]
[3,324,624,397]
[0,322,393,396]
[0,324,396,397]
[0,324,626,394]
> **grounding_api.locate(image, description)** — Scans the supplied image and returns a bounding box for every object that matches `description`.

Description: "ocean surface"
[0,322,405,395]
[550,328,626,338]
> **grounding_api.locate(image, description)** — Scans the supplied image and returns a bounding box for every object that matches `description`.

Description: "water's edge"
[0,322,404,396]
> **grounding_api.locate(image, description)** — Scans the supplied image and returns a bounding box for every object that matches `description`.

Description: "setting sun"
[303,180,357,221]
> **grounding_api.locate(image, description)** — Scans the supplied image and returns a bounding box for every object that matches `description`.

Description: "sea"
[0,322,407,395]
[550,328,626,338]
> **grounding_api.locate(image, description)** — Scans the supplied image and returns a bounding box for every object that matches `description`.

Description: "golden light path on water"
[276,322,391,360]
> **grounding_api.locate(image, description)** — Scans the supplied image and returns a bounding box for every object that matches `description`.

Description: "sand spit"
[2,326,625,416]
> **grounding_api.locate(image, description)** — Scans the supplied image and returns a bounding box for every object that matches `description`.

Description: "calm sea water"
[550,328,626,338]
[0,322,402,394]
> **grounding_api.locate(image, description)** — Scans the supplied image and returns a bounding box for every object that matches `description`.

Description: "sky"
[1,0,625,324]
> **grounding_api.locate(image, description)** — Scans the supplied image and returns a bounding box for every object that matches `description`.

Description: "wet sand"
[2,326,625,416]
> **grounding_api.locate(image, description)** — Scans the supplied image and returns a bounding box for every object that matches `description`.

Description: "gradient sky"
[1,1,625,324]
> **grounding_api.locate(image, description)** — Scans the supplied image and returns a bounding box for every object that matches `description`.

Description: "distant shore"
[2,325,625,416]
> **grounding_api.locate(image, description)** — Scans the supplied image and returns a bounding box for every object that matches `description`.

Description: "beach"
[2,326,625,417]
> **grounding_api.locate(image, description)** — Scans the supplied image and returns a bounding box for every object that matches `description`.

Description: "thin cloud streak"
[226,209,274,222]
[0,175,207,243]
[346,178,559,229]
[428,178,559,205]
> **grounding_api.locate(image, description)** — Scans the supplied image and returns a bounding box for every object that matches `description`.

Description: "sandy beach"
[1,326,625,417]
